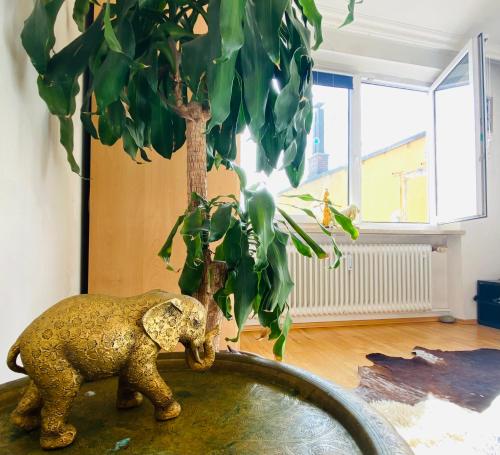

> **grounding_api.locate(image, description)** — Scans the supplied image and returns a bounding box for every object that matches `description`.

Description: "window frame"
[352,78,432,227]
[430,34,488,224]
[241,43,488,230]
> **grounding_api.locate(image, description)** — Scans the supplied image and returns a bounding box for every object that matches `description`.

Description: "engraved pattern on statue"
[7,290,215,450]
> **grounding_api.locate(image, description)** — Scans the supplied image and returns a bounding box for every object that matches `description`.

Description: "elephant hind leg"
[39,368,83,450]
[116,374,143,410]
[11,380,43,431]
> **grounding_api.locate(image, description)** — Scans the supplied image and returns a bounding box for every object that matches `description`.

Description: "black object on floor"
[475,280,500,329]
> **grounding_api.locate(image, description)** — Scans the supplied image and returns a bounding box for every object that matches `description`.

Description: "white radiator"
[286,244,432,319]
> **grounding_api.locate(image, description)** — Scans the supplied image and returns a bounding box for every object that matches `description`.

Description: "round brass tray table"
[0,352,410,454]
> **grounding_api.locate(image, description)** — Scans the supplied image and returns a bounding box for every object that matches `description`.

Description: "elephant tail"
[7,340,26,375]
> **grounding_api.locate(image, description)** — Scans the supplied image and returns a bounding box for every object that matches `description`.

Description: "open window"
[431,34,488,223]
[239,40,488,228]
[360,82,430,224]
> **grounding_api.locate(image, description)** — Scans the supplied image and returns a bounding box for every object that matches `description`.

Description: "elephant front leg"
[116,375,143,410]
[124,342,181,421]
[11,380,42,431]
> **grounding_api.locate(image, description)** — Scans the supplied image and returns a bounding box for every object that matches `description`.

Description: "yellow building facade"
[279,133,428,223]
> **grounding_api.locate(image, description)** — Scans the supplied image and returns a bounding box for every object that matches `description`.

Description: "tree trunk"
[185,104,227,351]
[186,107,208,205]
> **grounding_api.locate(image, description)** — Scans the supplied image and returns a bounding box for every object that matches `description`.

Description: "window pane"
[361,83,429,223]
[435,54,482,221]
[241,83,350,215]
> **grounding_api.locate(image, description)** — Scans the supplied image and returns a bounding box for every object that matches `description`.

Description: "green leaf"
[125,118,145,148]
[157,21,196,40]
[73,0,90,32]
[94,52,129,111]
[37,76,79,117]
[207,52,238,129]
[37,8,102,117]
[340,0,358,28]
[285,122,308,187]
[262,230,294,312]
[205,0,238,130]
[331,207,359,240]
[281,141,297,168]
[278,207,327,259]
[181,208,210,237]
[285,3,311,49]
[81,111,98,139]
[98,101,125,146]
[209,204,233,242]
[219,0,246,60]
[94,19,135,111]
[47,10,105,81]
[214,272,235,319]
[240,2,274,137]
[140,148,151,162]
[122,126,138,160]
[58,116,80,174]
[234,254,258,331]
[35,11,104,118]
[247,188,276,270]
[253,0,289,65]
[181,34,211,99]
[296,0,323,49]
[127,72,153,127]
[281,193,316,202]
[21,0,64,74]
[232,163,247,191]
[104,1,123,53]
[330,238,343,269]
[208,74,243,160]
[116,0,139,16]
[158,214,186,264]
[289,232,312,257]
[257,96,285,173]
[285,194,359,240]
[274,47,309,132]
[273,312,292,360]
[150,99,174,158]
[221,219,243,268]
[257,305,280,337]
[179,234,204,295]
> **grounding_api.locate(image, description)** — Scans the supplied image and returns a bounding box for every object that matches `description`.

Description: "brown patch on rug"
[356,347,500,412]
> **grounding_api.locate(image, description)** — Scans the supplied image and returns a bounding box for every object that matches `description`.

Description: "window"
[240,37,487,226]
[431,35,487,223]
[240,73,352,216]
[361,83,429,223]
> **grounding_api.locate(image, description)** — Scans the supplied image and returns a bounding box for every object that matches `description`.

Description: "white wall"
[454,62,500,319]
[0,1,82,382]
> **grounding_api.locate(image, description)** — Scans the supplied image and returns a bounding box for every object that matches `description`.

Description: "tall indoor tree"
[21,0,359,357]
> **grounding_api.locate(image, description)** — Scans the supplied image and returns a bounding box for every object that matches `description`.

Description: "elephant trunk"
[185,328,219,371]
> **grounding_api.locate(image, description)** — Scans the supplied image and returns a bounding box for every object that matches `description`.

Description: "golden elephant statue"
[6,290,217,450]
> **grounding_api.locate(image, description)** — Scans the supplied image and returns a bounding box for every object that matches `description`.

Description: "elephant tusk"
[192,347,203,365]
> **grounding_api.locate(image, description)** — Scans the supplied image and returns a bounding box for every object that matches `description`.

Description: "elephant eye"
[192,318,202,328]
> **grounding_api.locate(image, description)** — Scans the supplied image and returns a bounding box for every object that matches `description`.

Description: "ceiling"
[314,0,500,85]
[321,0,500,43]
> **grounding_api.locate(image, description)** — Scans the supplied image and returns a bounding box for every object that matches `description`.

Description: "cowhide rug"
[356,346,500,412]
[356,347,500,454]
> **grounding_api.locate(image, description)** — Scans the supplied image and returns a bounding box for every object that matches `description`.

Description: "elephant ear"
[142,298,185,351]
